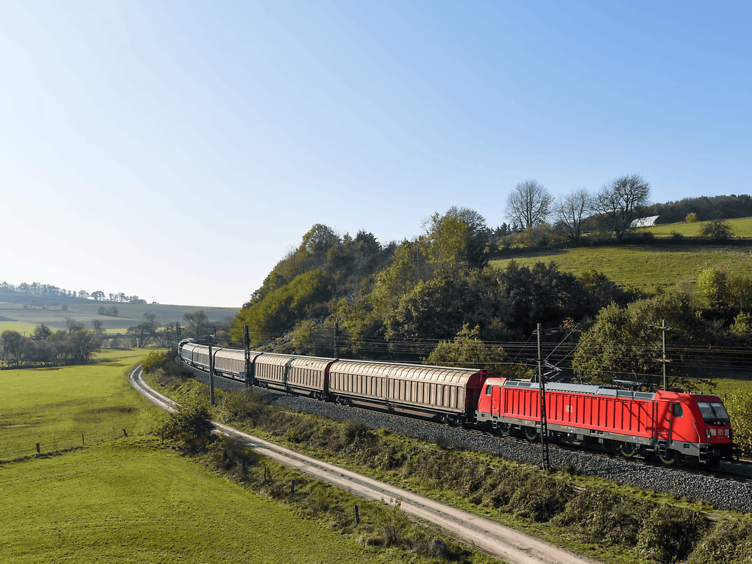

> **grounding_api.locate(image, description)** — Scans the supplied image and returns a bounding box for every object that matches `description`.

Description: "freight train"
[178,341,735,466]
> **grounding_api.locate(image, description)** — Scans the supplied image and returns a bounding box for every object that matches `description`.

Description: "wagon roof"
[214,348,248,360]
[290,356,335,370]
[330,360,479,384]
[255,353,296,366]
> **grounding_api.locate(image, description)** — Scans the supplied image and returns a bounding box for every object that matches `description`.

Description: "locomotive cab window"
[697,402,730,426]
[672,403,683,417]
[486,386,492,396]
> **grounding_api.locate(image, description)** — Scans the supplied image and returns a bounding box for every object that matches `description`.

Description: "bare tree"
[184,310,210,338]
[554,188,593,243]
[505,180,553,229]
[593,174,651,241]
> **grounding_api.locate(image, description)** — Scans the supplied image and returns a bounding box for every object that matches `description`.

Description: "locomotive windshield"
[696,402,730,426]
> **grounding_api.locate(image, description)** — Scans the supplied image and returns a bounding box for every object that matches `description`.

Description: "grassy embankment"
[490,217,752,294]
[0,350,494,564]
[490,247,752,294]
[144,367,752,564]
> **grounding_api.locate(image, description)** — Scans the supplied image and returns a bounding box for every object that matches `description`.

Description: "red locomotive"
[476,378,734,466]
[179,341,735,466]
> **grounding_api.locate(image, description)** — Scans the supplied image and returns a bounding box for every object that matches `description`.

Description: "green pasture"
[0,437,393,564]
[0,349,156,461]
[639,216,752,239]
[0,320,38,335]
[490,246,752,292]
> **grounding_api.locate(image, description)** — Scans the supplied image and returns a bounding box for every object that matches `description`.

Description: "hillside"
[489,246,752,293]
[639,216,752,238]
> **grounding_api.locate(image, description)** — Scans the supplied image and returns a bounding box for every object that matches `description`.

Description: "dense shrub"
[637,505,708,563]
[157,398,215,455]
[552,489,646,546]
[687,518,752,564]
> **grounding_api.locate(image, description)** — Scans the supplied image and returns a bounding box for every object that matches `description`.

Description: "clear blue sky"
[2,1,750,307]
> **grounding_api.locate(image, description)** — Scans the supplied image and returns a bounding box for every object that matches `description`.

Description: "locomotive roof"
[502,380,656,401]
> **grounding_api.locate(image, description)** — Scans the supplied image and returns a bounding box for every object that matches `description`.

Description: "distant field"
[639,216,752,238]
[0,290,238,334]
[490,246,752,291]
[0,349,156,461]
[0,321,38,335]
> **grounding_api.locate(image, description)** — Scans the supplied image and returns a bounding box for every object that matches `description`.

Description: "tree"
[91,319,104,335]
[505,180,553,229]
[68,330,98,364]
[33,324,52,341]
[423,323,529,377]
[572,294,705,387]
[78,290,89,300]
[701,219,732,240]
[1,330,25,366]
[128,314,158,348]
[685,213,698,223]
[593,174,651,240]
[696,268,729,310]
[65,317,85,335]
[91,290,105,301]
[554,188,592,243]
[422,208,490,273]
[184,310,210,337]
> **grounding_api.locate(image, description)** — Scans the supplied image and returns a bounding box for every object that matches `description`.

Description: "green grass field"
[639,216,752,238]
[490,246,752,292]
[0,352,413,563]
[0,349,157,461]
[0,436,394,564]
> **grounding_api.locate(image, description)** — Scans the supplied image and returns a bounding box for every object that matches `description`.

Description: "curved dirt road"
[130,366,599,564]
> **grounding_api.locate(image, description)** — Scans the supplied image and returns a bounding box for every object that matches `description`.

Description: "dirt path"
[131,367,599,564]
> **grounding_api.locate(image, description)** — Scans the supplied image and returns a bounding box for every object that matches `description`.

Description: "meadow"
[639,216,752,238]
[1,435,398,564]
[490,246,752,292]
[0,349,157,461]
[0,350,410,564]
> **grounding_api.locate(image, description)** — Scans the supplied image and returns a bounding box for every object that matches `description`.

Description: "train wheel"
[500,423,512,437]
[659,452,678,465]
[524,427,538,441]
[618,442,637,458]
